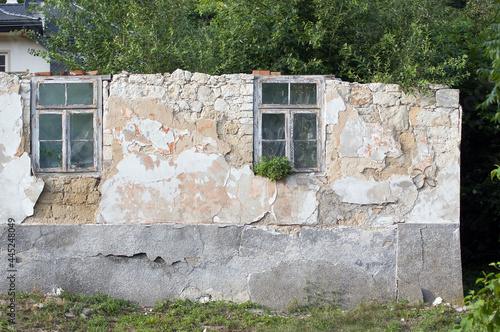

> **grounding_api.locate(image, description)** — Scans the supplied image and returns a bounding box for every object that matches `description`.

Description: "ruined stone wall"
[0,71,463,308]
[1,70,461,227]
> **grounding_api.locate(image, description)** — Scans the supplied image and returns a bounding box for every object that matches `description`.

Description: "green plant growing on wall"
[253,156,293,182]
[454,262,500,331]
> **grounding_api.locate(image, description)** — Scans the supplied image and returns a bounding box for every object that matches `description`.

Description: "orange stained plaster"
[197,122,213,133]
[175,175,228,222]
[116,184,166,221]
[141,155,158,171]
[120,106,135,118]
[209,160,225,173]
[195,145,206,153]
[247,177,273,201]
[168,142,176,153]
[359,130,398,158]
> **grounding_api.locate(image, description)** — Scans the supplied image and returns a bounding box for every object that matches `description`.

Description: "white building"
[0,0,50,74]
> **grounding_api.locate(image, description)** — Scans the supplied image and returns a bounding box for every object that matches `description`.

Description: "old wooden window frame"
[31,76,103,175]
[253,76,324,172]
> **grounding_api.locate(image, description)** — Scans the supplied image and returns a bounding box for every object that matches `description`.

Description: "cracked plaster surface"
[99,95,320,225]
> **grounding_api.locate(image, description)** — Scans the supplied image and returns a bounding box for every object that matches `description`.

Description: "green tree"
[30,0,202,74]
[478,2,500,120]
[33,0,471,87]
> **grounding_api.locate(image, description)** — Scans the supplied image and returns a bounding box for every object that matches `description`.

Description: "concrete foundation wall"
[0,223,462,309]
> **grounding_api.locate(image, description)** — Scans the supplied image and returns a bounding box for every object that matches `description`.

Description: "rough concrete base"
[396,223,463,304]
[0,224,462,309]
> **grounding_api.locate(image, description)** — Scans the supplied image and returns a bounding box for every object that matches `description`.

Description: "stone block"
[52,205,76,220]
[396,223,463,304]
[38,191,63,204]
[373,92,398,106]
[43,178,65,192]
[222,85,240,98]
[87,191,101,204]
[197,86,215,103]
[70,178,98,194]
[73,205,98,222]
[214,98,229,112]
[191,72,209,84]
[350,85,372,105]
[63,193,88,205]
[33,204,52,218]
[436,89,459,108]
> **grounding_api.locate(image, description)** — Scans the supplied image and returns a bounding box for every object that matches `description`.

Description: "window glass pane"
[293,113,317,140]
[290,83,317,105]
[40,141,62,169]
[39,113,62,140]
[67,83,94,105]
[70,141,94,168]
[39,83,65,105]
[262,141,285,159]
[0,55,5,66]
[70,113,94,140]
[262,113,285,139]
[262,83,288,104]
[294,142,317,169]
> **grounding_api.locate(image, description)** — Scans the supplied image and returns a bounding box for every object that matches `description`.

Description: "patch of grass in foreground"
[0,291,465,331]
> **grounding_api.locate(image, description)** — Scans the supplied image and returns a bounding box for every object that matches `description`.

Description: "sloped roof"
[0,4,42,33]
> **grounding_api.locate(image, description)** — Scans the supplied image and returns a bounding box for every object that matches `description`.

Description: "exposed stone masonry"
[31,177,100,223]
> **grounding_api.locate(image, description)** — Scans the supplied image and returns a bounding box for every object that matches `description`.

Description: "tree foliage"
[477,2,500,121]
[31,0,470,88]
[30,0,203,74]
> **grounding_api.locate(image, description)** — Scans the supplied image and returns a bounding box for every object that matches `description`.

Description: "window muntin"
[32,77,102,174]
[255,77,323,172]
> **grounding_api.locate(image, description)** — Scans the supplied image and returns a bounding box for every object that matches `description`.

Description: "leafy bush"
[253,156,293,182]
[455,262,500,331]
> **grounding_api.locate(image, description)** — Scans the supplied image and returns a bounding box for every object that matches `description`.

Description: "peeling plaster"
[0,92,44,223]
[0,93,23,168]
[406,162,460,223]
[326,97,346,125]
[357,126,401,163]
[332,177,396,205]
[339,118,366,157]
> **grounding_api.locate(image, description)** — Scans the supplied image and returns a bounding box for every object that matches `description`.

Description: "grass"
[0,291,466,331]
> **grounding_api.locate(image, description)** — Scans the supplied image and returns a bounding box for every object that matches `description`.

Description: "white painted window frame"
[31,76,103,175]
[253,76,325,172]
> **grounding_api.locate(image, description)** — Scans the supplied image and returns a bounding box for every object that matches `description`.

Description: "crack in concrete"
[96,253,168,265]
[419,227,426,269]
